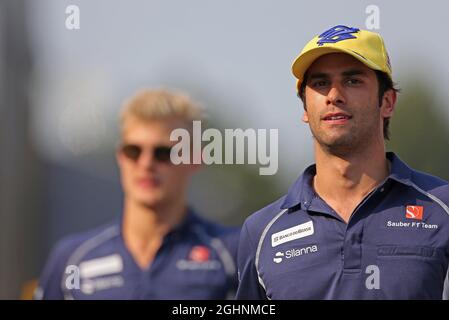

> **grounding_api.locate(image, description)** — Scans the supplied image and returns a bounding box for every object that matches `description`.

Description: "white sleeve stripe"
[408,182,449,216]
[443,264,449,300]
[192,225,237,299]
[61,226,120,299]
[191,225,236,276]
[406,182,449,300]
[255,208,288,293]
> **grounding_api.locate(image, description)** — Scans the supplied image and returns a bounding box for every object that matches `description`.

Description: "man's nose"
[137,149,156,170]
[326,83,346,106]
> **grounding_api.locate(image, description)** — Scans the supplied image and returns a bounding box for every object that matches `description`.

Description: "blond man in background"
[35,89,239,299]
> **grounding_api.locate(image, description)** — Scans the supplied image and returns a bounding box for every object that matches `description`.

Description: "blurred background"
[1,0,449,299]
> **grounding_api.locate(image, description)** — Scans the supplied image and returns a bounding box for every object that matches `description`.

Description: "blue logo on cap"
[317,25,360,46]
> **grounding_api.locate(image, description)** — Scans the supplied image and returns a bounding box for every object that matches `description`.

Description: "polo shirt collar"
[118,207,199,241]
[280,152,413,210]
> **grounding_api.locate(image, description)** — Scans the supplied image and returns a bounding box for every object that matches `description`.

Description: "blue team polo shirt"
[35,209,239,299]
[236,152,449,299]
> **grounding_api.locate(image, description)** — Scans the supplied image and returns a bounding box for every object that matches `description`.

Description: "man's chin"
[133,195,165,208]
[317,136,358,155]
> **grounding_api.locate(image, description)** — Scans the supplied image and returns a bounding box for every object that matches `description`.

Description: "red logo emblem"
[189,246,210,262]
[406,205,423,220]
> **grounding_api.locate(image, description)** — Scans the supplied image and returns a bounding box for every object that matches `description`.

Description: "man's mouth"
[136,177,160,188]
[322,113,352,123]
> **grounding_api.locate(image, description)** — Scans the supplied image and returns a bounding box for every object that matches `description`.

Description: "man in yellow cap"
[236,25,449,299]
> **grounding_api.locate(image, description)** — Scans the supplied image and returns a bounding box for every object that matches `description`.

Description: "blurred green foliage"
[387,79,449,181]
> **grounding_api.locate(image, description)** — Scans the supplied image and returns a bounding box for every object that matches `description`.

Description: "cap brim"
[292,47,384,90]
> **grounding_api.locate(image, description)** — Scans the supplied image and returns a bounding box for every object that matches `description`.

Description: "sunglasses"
[120,144,173,163]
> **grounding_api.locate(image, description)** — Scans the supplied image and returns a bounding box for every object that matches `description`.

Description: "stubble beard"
[310,112,381,158]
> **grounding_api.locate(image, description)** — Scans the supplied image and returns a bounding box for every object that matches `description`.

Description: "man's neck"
[121,198,186,269]
[313,143,390,223]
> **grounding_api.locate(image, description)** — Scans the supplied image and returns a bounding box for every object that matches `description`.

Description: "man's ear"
[302,109,309,123]
[381,89,397,119]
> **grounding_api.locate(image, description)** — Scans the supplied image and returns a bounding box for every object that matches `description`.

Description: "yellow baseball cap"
[292,25,392,91]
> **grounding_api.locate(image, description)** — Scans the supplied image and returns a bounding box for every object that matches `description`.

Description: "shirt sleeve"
[235,222,267,300]
[34,239,73,300]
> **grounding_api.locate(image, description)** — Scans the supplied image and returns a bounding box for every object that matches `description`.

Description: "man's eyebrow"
[341,69,367,77]
[308,72,329,80]
[307,68,369,82]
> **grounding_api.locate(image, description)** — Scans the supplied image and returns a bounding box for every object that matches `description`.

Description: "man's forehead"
[122,120,170,138]
[307,52,374,76]
[124,117,186,132]
[121,117,189,143]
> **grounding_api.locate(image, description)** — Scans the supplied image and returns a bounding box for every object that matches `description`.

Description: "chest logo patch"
[189,245,210,263]
[79,254,123,279]
[271,221,314,247]
[406,205,424,220]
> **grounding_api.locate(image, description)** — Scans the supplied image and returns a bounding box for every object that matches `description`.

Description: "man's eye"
[311,80,328,87]
[346,78,362,85]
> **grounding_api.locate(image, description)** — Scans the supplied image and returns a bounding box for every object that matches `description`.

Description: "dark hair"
[297,70,399,140]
